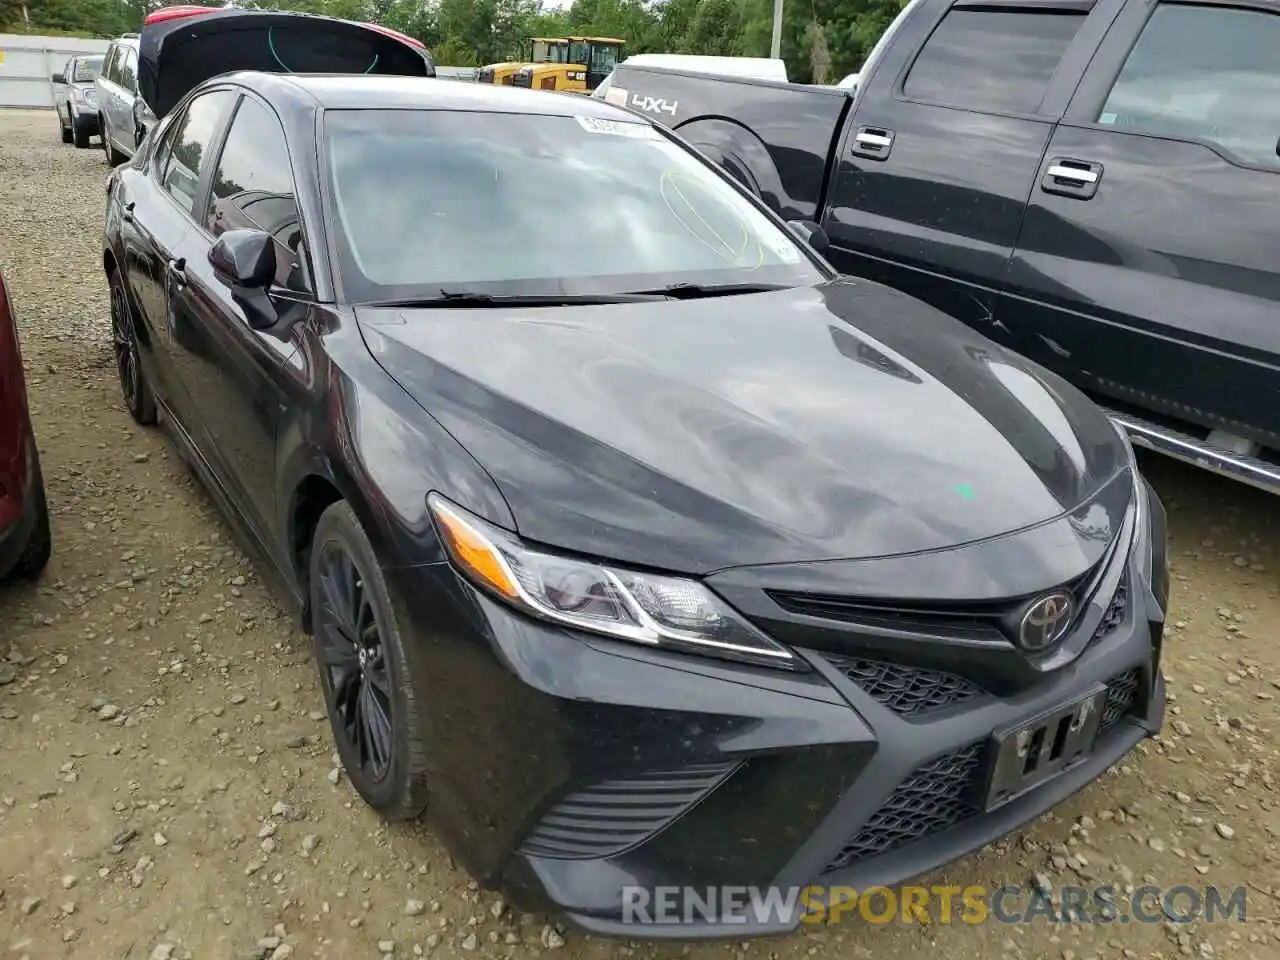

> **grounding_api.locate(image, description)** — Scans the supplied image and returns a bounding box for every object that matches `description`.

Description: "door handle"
[851,125,895,160]
[1041,158,1103,200]
[167,257,187,287]
[122,201,135,224]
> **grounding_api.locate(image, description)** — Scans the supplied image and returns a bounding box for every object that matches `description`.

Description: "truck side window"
[904,8,1085,114]
[1097,3,1280,171]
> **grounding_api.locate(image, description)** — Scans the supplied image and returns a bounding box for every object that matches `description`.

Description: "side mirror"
[52,72,65,84]
[209,229,279,330]
[210,228,276,289]
[787,219,829,252]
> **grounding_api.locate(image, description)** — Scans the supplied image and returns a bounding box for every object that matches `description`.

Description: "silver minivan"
[95,35,156,166]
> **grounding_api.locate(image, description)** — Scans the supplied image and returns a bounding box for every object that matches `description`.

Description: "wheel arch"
[284,460,360,635]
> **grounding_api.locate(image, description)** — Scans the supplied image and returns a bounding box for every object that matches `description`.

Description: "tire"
[4,462,52,582]
[109,267,156,425]
[308,501,430,821]
[102,117,125,166]
[59,107,72,144]
[72,115,91,149]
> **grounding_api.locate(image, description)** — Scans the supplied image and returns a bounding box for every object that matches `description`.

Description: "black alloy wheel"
[309,501,430,819]
[109,269,156,425]
[316,539,394,780]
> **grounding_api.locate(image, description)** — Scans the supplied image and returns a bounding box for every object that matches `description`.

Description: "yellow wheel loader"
[477,38,570,85]
[511,36,624,93]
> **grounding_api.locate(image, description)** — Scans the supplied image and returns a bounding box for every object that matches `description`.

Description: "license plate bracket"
[980,683,1108,812]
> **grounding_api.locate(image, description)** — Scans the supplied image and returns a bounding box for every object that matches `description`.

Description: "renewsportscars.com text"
[621,884,1248,926]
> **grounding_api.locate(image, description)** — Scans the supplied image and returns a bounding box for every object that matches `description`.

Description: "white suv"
[95,35,156,165]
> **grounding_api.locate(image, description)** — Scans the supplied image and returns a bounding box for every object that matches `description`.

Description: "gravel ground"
[0,107,1278,960]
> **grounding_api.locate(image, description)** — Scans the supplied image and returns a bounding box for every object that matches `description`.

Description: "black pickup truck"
[602,0,1280,494]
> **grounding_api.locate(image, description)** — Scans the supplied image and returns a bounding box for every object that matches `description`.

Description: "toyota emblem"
[1017,591,1074,652]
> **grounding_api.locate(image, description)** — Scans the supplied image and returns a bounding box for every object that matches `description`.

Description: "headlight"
[1110,418,1168,610]
[428,494,800,670]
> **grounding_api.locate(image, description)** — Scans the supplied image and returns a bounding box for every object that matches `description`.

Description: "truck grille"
[518,762,739,860]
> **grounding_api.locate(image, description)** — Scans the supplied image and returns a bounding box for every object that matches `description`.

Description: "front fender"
[276,313,514,577]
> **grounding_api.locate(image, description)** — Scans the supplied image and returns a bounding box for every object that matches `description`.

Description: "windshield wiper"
[363,289,667,308]
[631,281,795,300]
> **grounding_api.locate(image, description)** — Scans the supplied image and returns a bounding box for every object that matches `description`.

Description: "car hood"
[138,8,431,118]
[355,279,1131,574]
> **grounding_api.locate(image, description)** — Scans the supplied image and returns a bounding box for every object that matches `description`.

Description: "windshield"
[73,57,103,83]
[323,109,825,303]
[530,40,568,63]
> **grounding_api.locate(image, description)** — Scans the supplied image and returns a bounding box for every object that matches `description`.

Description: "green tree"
[681,0,743,55]
[0,0,26,30]
[433,36,478,65]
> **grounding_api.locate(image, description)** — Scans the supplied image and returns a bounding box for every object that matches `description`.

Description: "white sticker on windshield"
[575,115,659,138]
[604,85,629,107]
[1098,112,1117,125]
[767,234,804,263]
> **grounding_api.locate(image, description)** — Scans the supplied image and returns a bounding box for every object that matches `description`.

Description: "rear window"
[323,109,823,303]
[904,8,1085,114]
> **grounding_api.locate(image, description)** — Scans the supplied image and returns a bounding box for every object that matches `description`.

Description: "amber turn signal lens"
[431,500,520,600]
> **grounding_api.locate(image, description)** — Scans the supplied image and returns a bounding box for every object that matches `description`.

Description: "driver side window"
[159,90,237,217]
[103,45,121,85]
[119,48,138,95]
[204,96,313,295]
[1096,3,1280,170]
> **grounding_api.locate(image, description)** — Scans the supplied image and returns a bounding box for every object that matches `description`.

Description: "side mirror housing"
[52,72,65,84]
[209,229,279,331]
[787,219,830,252]
[209,229,276,289]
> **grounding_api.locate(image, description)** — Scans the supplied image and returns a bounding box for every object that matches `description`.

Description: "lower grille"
[1101,668,1141,732]
[519,762,738,860]
[823,666,1148,872]
[824,743,984,871]
[824,655,982,717]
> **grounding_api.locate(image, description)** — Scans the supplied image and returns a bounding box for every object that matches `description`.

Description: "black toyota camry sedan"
[103,70,1169,936]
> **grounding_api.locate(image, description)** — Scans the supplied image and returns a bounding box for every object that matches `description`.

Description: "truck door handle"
[851,125,895,160]
[1041,158,1103,199]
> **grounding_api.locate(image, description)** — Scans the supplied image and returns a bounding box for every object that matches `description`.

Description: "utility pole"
[770,0,783,58]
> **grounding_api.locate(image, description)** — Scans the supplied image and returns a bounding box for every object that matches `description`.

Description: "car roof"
[228,72,644,120]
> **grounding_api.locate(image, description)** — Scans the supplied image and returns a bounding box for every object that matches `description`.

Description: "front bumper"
[391,588,1163,934]
[388,477,1167,939]
[0,442,41,579]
